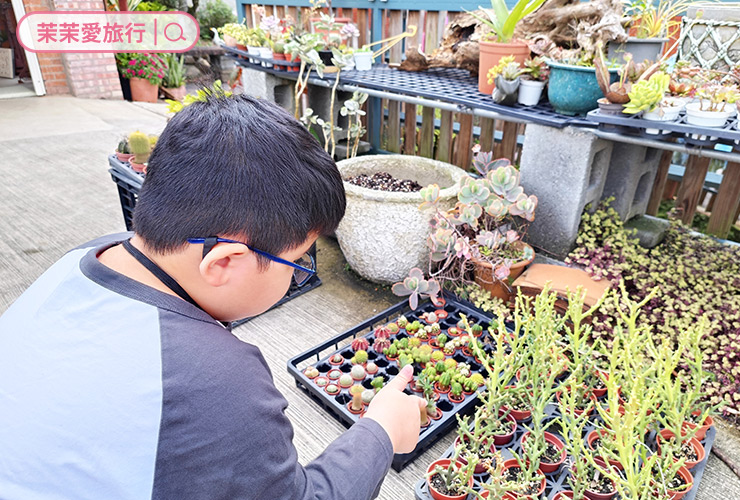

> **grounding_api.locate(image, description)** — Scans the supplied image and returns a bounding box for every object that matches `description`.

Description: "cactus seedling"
[371,376,384,392]
[431,350,445,363]
[128,131,152,164]
[351,349,368,365]
[117,137,131,154]
[361,389,376,405]
[351,337,370,352]
[385,323,399,335]
[374,326,391,340]
[439,372,453,390]
[349,384,364,413]
[373,337,391,353]
[338,373,354,388]
[326,384,340,395]
[329,353,344,365]
[437,333,448,347]
[397,315,409,329]
[304,366,319,379]
[366,362,378,375]
[350,364,366,380]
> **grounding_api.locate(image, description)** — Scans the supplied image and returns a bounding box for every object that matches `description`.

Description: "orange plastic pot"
[502,458,546,498]
[656,429,706,470]
[426,459,474,500]
[586,429,624,471]
[666,465,694,500]
[478,39,530,94]
[681,411,714,441]
[520,431,566,473]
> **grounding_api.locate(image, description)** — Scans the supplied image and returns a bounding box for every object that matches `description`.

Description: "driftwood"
[399,13,486,74]
[399,0,627,74]
[516,0,627,60]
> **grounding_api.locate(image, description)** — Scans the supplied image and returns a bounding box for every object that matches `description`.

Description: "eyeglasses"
[187,237,316,287]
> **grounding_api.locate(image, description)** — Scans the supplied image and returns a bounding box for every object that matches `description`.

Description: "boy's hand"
[363,364,425,454]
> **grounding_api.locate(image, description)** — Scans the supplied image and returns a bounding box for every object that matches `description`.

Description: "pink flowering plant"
[116,53,167,85]
[393,148,538,308]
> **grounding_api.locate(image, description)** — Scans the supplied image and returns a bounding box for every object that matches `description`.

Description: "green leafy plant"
[161,53,186,89]
[468,0,548,44]
[198,0,236,40]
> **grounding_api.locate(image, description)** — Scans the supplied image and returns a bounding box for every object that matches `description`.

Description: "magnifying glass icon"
[164,22,187,42]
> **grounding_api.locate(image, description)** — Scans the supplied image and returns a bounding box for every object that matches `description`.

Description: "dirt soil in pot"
[346,171,422,192]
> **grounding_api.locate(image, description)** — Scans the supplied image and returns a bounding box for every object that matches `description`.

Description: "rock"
[624,215,670,248]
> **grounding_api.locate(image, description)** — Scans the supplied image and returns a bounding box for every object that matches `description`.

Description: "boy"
[0,95,424,499]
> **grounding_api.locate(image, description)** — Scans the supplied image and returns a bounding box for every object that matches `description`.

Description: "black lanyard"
[122,239,202,310]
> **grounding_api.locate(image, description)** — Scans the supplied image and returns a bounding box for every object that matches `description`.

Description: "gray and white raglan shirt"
[0,234,394,500]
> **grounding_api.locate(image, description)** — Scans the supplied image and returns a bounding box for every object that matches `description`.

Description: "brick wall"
[22,0,69,95]
[21,0,123,98]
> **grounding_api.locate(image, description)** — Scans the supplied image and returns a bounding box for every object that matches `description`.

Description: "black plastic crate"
[106,155,321,324]
[287,296,506,472]
[414,402,716,500]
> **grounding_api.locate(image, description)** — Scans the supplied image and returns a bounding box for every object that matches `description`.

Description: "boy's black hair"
[133,94,346,266]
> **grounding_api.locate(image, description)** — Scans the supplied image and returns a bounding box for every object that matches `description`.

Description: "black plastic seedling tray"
[587,108,740,148]
[414,402,716,500]
[287,296,504,472]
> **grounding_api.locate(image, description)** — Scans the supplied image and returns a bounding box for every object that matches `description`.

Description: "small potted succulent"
[622,71,671,124]
[487,56,522,105]
[338,373,354,389]
[348,384,364,414]
[425,452,477,500]
[395,152,537,303]
[128,131,155,173]
[685,83,739,128]
[115,137,133,162]
[518,57,549,106]
[353,45,373,71]
[303,366,320,379]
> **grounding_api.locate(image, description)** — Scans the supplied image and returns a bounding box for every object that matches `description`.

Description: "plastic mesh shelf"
[223,45,593,129]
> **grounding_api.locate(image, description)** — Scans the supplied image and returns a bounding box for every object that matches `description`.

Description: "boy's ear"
[198,243,250,287]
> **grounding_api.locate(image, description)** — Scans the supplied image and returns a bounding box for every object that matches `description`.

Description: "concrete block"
[240,67,294,112]
[520,125,613,259]
[601,143,662,220]
[624,214,670,248]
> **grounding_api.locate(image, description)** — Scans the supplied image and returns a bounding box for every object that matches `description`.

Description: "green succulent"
[623,72,670,115]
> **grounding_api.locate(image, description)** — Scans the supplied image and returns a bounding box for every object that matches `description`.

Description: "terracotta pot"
[222,34,237,47]
[585,479,617,500]
[115,152,134,162]
[664,465,694,500]
[591,370,608,398]
[681,411,714,441]
[586,429,624,471]
[163,85,187,101]
[520,431,566,473]
[286,53,300,72]
[472,242,535,300]
[434,382,450,394]
[129,77,158,103]
[656,429,706,470]
[501,458,546,498]
[426,459,474,500]
[449,393,465,403]
[236,43,247,60]
[273,52,287,70]
[478,39,530,94]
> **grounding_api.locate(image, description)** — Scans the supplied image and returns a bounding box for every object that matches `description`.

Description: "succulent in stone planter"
[394,155,537,306]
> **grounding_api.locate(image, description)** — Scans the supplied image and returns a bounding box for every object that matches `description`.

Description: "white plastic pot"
[354,52,373,71]
[258,47,273,68]
[643,106,681,122]
[685,101,733,128]
[247,46,260,64]
[517,79,545,106]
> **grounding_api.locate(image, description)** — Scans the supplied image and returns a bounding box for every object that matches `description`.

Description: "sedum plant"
[623,71,670,114]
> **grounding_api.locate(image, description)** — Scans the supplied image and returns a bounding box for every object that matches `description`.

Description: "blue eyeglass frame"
[187,237,316,286]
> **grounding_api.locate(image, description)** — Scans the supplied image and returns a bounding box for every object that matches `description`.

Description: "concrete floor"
[1,94,739,499]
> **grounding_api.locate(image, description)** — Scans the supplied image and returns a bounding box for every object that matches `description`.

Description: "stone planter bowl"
[336,155,467,284]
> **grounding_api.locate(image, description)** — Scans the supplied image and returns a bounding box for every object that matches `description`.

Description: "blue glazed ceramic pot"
[546,61,619,116]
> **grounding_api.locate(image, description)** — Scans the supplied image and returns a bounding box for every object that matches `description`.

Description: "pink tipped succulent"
[374,326,391,340]
[373,337,391,353]
[351,337,370,352]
